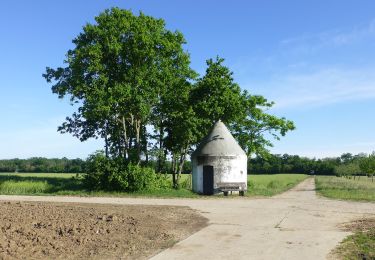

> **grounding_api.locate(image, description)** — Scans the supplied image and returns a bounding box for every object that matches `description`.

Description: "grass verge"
[0,173,307,198]
[332,218,375,259]
[315,176,375,202]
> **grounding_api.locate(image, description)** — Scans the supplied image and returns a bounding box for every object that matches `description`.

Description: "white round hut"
[191,120,247,195]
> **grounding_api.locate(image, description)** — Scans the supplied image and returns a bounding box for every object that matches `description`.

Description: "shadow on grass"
[0,175,199,198]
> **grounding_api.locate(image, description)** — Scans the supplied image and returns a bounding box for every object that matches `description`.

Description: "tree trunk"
[121,116,128,160]
[171,153,178,188]
[105,137,109,157]
[134,119,141,164]
[104,129,109,158]
[157,124,164,173]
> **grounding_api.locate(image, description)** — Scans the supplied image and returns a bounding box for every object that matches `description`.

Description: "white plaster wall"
[214,155,247,189]
[192,155,247,194]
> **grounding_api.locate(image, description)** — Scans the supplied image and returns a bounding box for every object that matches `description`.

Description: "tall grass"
[315,176,375,201]
[0,180,51,194]
[247,174,308,196]
[0,173,83,195]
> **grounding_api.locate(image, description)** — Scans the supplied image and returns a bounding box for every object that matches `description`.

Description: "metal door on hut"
[203,165,214,195]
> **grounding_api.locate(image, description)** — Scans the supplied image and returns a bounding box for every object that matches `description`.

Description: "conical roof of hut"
[192,120,246,157]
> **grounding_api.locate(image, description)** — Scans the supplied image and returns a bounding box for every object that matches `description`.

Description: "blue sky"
[0,0,374,159]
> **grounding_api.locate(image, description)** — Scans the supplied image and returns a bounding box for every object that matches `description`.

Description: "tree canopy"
[44,8,296,188]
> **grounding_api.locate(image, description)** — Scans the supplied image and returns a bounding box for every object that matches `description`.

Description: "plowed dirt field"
[0,201,207,259]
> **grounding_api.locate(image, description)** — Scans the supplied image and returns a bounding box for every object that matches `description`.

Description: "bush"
[126,164,156,192]
[83,151,114,190]
[84,151,169,192]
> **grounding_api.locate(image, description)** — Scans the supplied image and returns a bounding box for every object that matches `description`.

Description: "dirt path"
[0,178,374,259]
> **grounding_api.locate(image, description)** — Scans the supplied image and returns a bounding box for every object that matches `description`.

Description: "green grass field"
[0,172,308,197]
[315,176,375,202]
[0,173,82,195]
[247,174,308,196]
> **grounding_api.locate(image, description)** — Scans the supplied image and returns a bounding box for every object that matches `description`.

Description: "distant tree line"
[0,158,85,173]
[1,152,374,182]
[249,152,375,180]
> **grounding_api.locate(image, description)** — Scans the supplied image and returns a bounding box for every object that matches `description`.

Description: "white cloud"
[236,19,375,110]
[251,67,375,110]
[280,19,375,51]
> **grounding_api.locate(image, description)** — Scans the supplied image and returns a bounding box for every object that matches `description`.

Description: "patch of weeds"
[333,218,375,260]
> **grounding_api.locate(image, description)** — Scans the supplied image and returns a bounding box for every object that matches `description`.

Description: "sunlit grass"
[315,176,375,201]
[0,180,51,194]
[247,174,308,196]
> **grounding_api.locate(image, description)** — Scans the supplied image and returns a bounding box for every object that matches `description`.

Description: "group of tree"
[334,152,375,181]
[0,158,85,173]
[249,152,375,181]
[43,8,294,190]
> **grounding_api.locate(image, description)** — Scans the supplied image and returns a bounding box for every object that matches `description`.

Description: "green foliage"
[44,7,296,187]
[315,176,375,201]
[249,153,338,175]
[191,57,244,132]
[83,151,114,190]
[44,7,195,163]
[334,163,361,177]
[83,151,168,192]
[250,152,375,177]
[126,164,155,192]
[359,154,375,178]
[233,93,295,157]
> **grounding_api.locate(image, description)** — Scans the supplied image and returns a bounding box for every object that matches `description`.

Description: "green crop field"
[315,176,375,202]
[0,173,81,195]
[0,172,308,198]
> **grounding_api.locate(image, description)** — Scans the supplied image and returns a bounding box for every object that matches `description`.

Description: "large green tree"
[44,7,296,190]
[233,92,295,157]
[190,57,295,158]
[191,57,245,140]
[43,8,194,163]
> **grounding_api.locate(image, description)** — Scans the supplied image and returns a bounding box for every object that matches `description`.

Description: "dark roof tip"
[192,120,246,157]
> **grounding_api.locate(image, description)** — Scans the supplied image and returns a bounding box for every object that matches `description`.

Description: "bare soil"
[0,201,208,260]
[339,217,375,232]
[330,217,375,260]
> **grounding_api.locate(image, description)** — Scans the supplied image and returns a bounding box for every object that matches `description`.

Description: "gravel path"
[0,178,374,259]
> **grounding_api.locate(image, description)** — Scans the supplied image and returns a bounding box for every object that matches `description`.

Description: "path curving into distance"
[0,178,374,259]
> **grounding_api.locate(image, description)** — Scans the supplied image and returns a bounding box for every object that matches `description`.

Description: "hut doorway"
[203,165,214,195]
